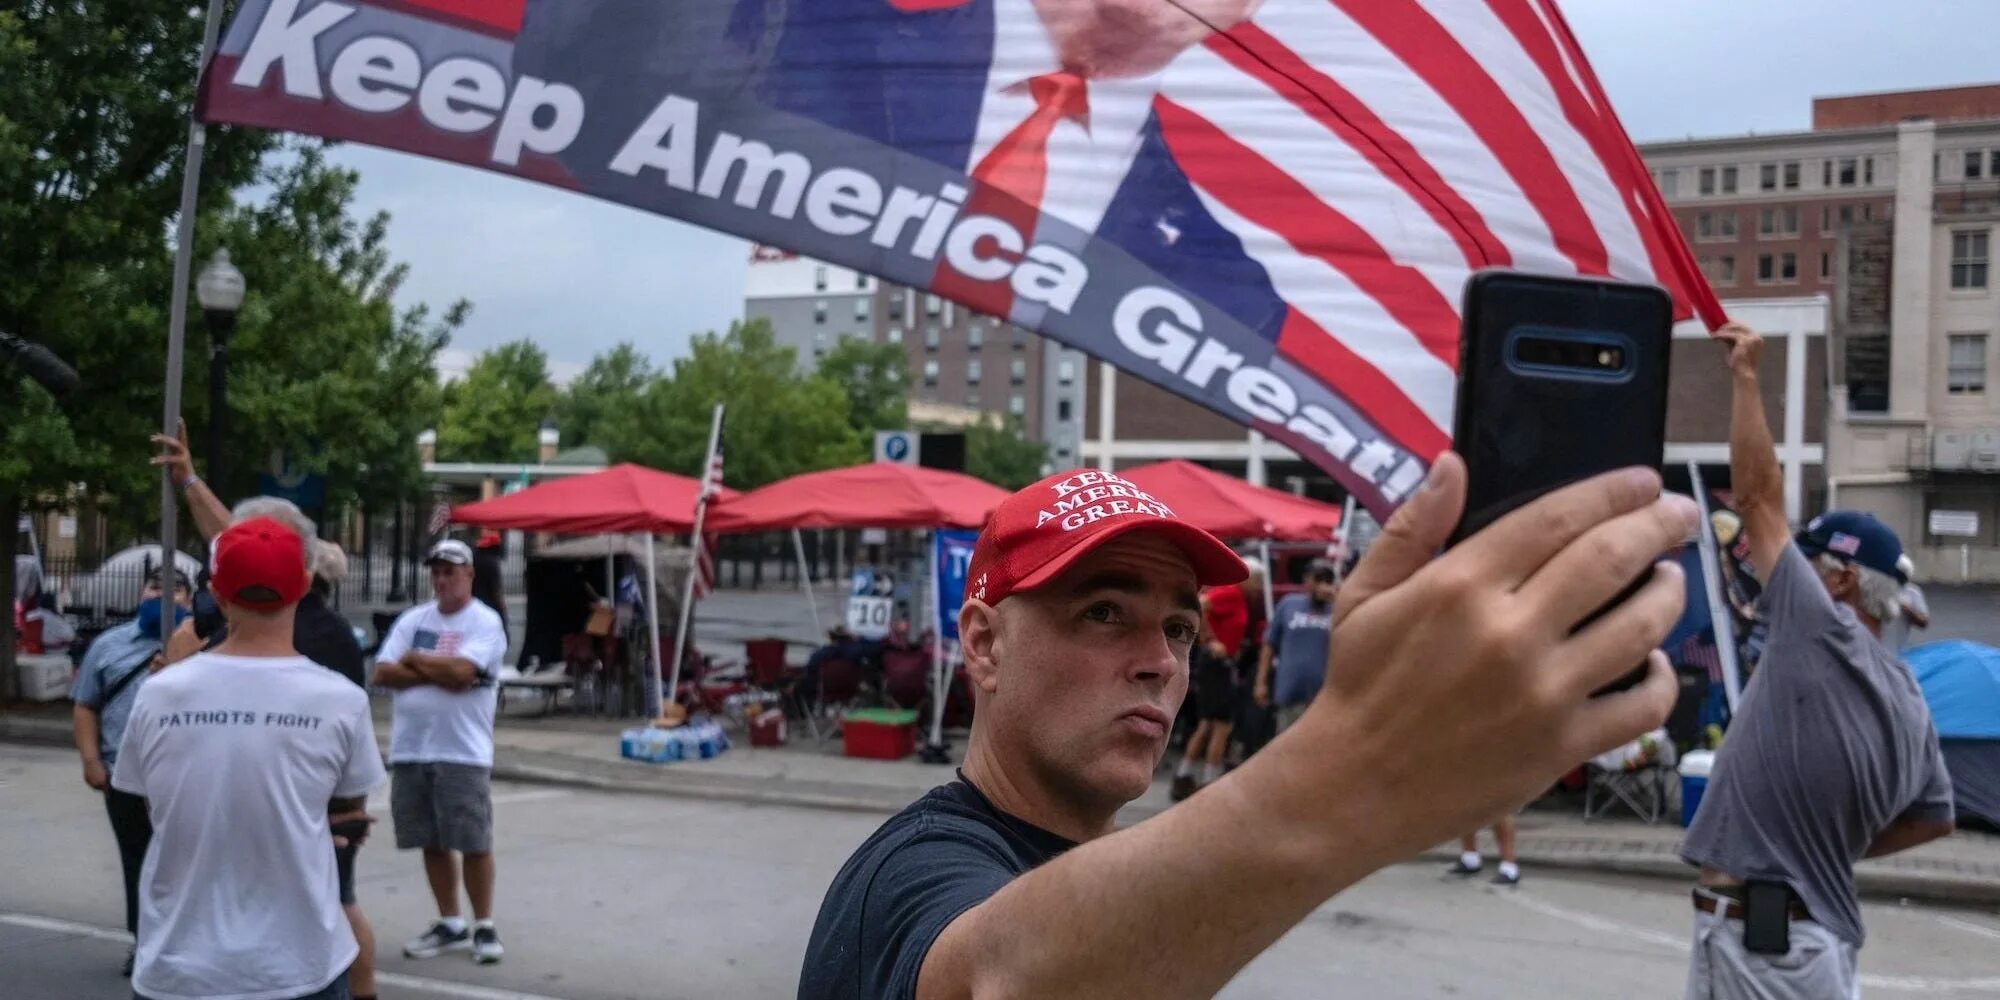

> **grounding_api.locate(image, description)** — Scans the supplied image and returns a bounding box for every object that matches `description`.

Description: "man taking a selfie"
[800,462,1693,1000]
[1681,323,1954,999]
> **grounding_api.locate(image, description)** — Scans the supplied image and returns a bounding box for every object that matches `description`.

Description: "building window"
[1819,252,1831,281]
[1696,213,1714,239]
[1697,212,1737,240]
[887,325,904,344]
[1057,399,1073,422]
[1009,395,1027,416]
[1820,205,1833,235]
[856,273,869,290]
[925,294,942,317]
[1759,163,1777,192]
[1848,332,1890,413]
[1757,206,1798,237]
[968,324,983,349]
[967,359,982,384]
[925,325,941,349]
[1950,334,1988,394]
[1010,358,1027,383]
[1780,252,1797,282]
[1657,168,1679,197]
[1783,161,1800,190]
[814,299,827,324]
[814,266,828,291]
[1837,157,1857,187]
[1719,212,1737,237]
[1823,159,1833,187]
[1863,157,1875,186]
[922,359,940,384]
[1968,150,1986,180]
[1058,359,1076,384]
[966,392,981,408]
[1703,255,1735,284]
[854,298,870,321]
[889,294,904,319]
[1719,166,1737,194]
[1991,150,2000,178]
[813,331,828,355]
[1952,231,1990,289]
[1698,167,1715,196]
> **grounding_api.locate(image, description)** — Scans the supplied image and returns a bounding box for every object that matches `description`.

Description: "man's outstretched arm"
[916,458,1691,1000]
[1722,322,1789,582]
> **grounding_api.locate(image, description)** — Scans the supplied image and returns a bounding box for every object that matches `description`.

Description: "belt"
[1691,887,1812,923]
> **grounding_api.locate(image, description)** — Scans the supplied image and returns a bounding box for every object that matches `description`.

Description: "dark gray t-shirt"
[1680,543,1953,946]
[1265,593,1333,707]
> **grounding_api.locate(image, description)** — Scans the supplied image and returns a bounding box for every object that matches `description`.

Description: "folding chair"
[1584,762,1673,824]
[806,658,864,743]
[880,646,930,711]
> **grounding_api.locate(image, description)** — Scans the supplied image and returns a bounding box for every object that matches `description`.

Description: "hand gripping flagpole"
[666,403,724,721]
[158,0,233,645]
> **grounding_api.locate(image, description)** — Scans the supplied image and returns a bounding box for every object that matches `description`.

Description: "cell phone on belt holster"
[1449,271,1674,694]
[1741,880,1793,955]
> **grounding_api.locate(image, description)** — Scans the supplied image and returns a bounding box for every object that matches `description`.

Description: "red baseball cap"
[965,468,1247,606]
[209,516,310,612]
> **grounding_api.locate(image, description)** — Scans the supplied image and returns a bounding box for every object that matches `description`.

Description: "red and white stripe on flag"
[693,432,725,599]
[427,502,453,538]
[1160,0,1725,459]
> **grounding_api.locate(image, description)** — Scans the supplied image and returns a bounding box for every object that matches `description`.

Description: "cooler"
[842,707,919,760]
[749,708,788,747]
[1678,750,1715,827]
[17,653,74,703]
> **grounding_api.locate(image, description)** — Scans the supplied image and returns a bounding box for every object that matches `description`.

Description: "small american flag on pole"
[693,411,726,599]
[427,500,454,539]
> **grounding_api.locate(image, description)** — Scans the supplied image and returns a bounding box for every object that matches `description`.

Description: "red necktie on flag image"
[198,0,1724,518]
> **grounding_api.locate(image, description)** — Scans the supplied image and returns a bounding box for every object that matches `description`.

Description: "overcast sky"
[319,0,2000,373]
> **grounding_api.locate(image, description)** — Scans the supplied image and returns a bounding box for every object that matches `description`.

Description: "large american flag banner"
[198,0,1721,517]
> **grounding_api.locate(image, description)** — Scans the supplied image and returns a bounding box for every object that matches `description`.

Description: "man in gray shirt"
[1682,323,1955,999]
[1253,561,1335,732]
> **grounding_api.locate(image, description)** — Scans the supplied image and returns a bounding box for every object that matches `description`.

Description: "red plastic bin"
[842,708,919,760]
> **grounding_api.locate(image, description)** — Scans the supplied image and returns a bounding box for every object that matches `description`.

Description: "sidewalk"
[7,700,1997,906]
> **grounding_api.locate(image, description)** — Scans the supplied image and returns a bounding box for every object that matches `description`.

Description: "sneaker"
[1444,859,1482,877]
[1491,868,1522,887]
[403,921,472,959]
[121,949,135,977]
[472,925,505,965]
[1169,775,1197,802]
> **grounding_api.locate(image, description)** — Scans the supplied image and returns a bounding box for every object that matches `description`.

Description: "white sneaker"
[403,920,471,959]
[472,925,505,965]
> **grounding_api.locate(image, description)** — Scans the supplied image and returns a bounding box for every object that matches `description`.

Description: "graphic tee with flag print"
[376,600,509,767]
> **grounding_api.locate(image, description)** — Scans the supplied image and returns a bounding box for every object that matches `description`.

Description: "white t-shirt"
[377,599,507,767]
[111,653,385,1000]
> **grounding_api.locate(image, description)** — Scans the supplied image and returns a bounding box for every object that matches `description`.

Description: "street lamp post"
[196,250,245,489]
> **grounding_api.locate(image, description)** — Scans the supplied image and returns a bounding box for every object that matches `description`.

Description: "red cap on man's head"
[965,469,1247,606]
[209,516,310,612]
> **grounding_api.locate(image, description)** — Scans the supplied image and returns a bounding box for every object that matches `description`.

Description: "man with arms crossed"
[374,540,509,965]
[113,517,384,1000]
[1681,324,1954,998]
[800,461,1694,999]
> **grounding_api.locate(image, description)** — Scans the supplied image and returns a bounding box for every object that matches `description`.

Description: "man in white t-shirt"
[372,539,509,966]
[113,517,386,1000]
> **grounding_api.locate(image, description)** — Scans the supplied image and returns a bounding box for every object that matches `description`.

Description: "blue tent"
[1904,641,2000,826]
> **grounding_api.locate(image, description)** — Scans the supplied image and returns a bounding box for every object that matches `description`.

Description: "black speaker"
[919,432,966,473]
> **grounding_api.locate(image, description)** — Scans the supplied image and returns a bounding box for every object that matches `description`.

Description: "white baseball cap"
[426,539,474,567]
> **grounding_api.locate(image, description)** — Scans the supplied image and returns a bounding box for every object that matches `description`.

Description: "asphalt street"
[4,744,1998,999]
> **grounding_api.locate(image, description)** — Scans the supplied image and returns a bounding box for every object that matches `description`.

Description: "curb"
[8,718,1996,908]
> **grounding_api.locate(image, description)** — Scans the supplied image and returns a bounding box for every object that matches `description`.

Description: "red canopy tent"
[707,462,1008,534]
[1118,460,1342,541]
[448,463,739,535]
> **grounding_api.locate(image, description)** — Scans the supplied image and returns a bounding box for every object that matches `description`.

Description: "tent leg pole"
[793,528,822,638]
[921,528,952,764]
[643,533,666,721]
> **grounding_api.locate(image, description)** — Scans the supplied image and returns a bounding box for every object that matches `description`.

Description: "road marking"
[1495,891,2000,993]
[1936,914,2000,943]
[0,913,570,1000]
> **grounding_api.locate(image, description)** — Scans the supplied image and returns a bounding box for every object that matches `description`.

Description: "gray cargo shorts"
[391,762,494,854]
[1685,895,1859,1000]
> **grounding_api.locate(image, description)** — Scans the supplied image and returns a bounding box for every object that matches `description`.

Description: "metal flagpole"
[1257,538,1276,624]
[1333,496,1358,583]
[792,528,822,637]
[158,0,234,644]
[642,534,665,720]
[1687,463,1744,710]
[922,528,951,762]
[667,404,725,714]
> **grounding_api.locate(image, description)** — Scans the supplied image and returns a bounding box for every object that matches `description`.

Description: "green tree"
[199,146,457,513]
[963,415,1049,489]
[437,340,557,463]
[606,319,859,488]
[814,336,908,438]
[1,1,273,673]
[556,342,655,450]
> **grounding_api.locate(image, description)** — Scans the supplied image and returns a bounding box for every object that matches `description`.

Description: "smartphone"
[1450,271,1673,693]
[1741,880,1793,955]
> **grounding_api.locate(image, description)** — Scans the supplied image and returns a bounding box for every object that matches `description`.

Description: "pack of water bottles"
[619,719,731,764]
